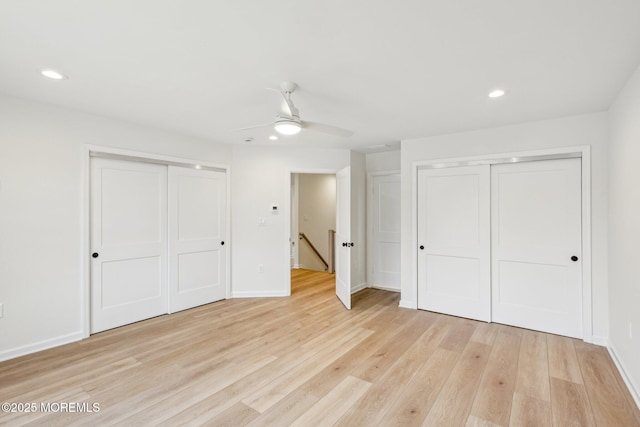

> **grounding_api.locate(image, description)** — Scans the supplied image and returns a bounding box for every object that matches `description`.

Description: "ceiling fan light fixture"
[274,120,301,135]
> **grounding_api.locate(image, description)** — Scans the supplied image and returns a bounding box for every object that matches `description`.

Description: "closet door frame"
[410,145,593,342]
[82,145,231,338]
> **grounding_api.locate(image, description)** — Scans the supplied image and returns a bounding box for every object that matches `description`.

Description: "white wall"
[0,94,231,361]
[366,150,401,173]
[298,174,336,271]
[400,113,609,341]
[230,145,350,297]
[608,65,640,403]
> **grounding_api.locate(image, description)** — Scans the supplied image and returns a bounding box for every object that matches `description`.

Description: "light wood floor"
[1,269,639,426]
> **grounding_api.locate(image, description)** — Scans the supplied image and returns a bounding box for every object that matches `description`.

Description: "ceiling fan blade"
[233,122,273,132]
[280,92,298,117]
[302,121,354,138]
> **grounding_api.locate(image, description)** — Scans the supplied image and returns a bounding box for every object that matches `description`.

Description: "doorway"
[290,173,337,273]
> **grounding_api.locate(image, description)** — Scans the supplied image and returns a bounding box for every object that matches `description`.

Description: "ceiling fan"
[237,81,354,138]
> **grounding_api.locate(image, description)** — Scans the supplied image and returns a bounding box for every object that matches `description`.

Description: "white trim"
[232,290,289,298]
[292,264,303,269]
[371,285,401,293]
[608,344,640,410]
[581,147,593,342]
[410,145,594,341]
[82,145,91,338]
[0,331,84,363]
[399,300,417,309]
[351,282,367,294]
[590,335,608,346]
[85,145,230,171]
[83,144,231,338]
[366,170,401,293]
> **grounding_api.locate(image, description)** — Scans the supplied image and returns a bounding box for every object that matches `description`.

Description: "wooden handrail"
[299,232,329,270]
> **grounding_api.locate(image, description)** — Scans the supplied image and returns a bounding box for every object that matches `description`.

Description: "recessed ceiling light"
[40,69,68,80]
[269,135,278,141]
[488,89,506,98]
[194,165,202,169]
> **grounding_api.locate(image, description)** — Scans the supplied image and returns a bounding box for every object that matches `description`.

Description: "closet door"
[491,158,582,338]
[417,165,491,321]
[372,174,401,290]
[90,158,168,333]
[168,166,227,313]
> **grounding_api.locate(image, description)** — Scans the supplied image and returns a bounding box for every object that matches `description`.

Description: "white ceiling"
[1,1,640,151]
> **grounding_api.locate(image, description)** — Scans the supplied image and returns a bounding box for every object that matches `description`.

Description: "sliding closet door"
[491,158,582,338]
[417,165,491,321]
[90,158,168,333]
[168,166,227,313]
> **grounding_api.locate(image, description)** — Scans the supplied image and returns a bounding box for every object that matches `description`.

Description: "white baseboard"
[292,264,303,269]
[607,344,640,410]
[0,331,84,363]
[231,290,289,298]
[590,335,608,346]
[399,300,417,309]
[371,285,401,293]
[351,282,367,294]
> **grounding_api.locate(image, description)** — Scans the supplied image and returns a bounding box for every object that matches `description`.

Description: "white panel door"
[168,166,227,313]
[91,158,168,333]
[372,174,401,290]
[335,166,351,309]
[417,165,490,321]
[492,159,582,338]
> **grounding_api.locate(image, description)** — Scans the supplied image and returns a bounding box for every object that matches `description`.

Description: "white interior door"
[335,166,351,309]
[90,158,168,333]
[372,174,401,290]
[168,166,227,313]
[491,158,582,338]
[417,165,491,321]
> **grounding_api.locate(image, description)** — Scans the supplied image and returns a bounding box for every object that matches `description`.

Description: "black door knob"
[221,241,225,246]
[92,253,99,258]
[350,242,355,247]
[342,242,347,247]
[419,245,424,250]
[571,255,579,262]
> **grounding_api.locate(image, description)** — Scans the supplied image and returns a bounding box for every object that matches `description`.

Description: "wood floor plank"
[438,318,479,352]
[549,377,596,427]
[242,326,373,413]
[289,375,371,427]
[422,341,492,426]
[469,330,522,426]
[514,330,550,402]
[349,312,436,383]
[547,333,583,384]
[465,415,503,426]
[335,317,452,426]
[470,321,498,346]
[509,393,551,427]
[574,340,640,427]
[1,269,638,427]
[203,402,260,427]
[377,348,459,426]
